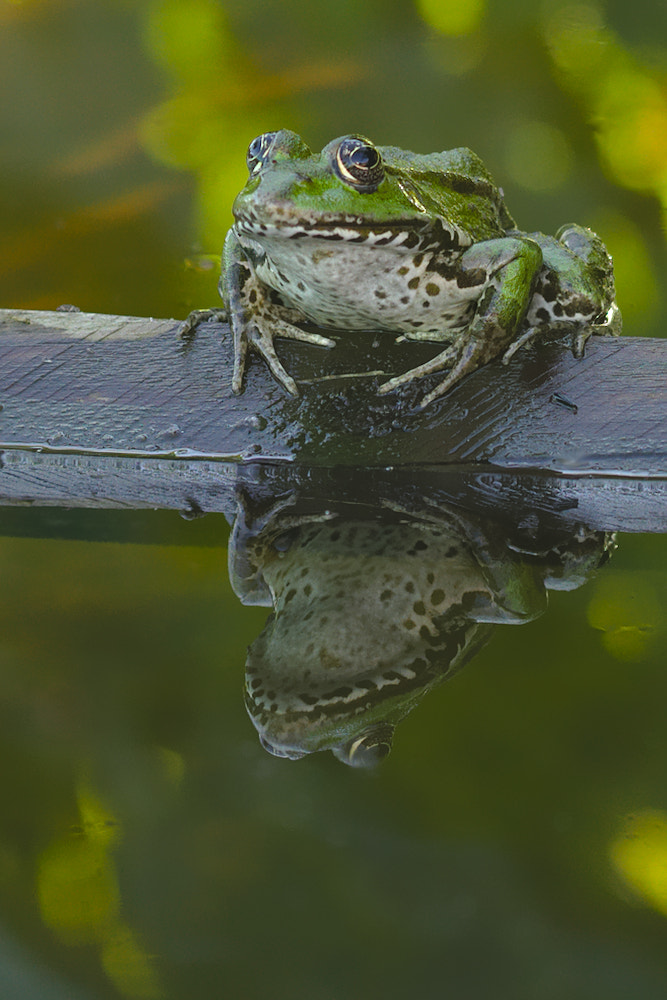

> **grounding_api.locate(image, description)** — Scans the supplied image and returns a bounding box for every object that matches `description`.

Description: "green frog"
[184,130,620,407]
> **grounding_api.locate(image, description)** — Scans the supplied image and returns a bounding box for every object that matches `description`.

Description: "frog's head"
[232,129,469,250]
[244,605,492,767]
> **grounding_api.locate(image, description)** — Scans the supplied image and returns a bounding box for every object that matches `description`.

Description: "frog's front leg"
[380,236,543,407]
[229,487,337,605]
[223,231,335,395]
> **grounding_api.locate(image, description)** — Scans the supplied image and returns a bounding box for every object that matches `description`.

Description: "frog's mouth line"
[234,210,465,252]
[236,214,423,235]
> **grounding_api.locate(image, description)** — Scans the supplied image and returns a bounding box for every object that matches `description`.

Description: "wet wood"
[0,307,664,532]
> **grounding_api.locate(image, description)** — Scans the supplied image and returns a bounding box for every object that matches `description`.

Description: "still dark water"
[1,2,667,998]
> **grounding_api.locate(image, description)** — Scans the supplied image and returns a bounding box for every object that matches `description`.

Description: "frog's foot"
[379,333,488,408]
[501,324,542,363]
[234,319,335,396]
[178,308,228,340]
[598,301,622,336]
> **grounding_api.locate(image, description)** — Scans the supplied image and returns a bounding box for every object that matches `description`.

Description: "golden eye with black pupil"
[334,136,384,192]
[246,132,278,175]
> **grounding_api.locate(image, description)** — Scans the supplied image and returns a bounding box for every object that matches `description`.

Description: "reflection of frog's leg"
[380,237,543,407]
[383,500,546,623]
[229,487,337,605]
[224,232,335,396]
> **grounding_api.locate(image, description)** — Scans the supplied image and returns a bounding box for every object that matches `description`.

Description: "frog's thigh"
[461,236,543,344]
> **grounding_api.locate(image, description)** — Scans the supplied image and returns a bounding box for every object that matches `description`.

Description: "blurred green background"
[1,1,667,997]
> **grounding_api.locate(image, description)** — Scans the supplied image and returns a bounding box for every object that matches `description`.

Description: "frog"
[182,130,620,407]
[229,488,616,765]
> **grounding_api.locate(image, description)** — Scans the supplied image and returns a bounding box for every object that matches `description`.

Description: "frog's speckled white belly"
[252,236,481,335]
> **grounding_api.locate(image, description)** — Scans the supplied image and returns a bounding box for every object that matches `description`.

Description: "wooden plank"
[0,307,665,474]
[0,450,664,534]
[0,308,664,534]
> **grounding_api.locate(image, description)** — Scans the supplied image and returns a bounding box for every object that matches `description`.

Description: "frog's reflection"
[229,490,615,766]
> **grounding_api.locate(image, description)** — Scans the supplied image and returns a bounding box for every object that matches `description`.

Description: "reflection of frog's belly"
[257,240,482,335]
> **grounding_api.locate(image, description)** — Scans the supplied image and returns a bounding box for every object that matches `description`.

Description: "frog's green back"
[381,144,516,234]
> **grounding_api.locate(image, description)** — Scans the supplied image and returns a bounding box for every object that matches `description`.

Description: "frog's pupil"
[336,137,384,190]
[349,145,378,172]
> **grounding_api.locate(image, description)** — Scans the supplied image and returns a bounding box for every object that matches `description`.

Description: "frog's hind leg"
[551,224,621,336]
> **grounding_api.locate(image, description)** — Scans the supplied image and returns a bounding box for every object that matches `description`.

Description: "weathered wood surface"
[0,308,665,533]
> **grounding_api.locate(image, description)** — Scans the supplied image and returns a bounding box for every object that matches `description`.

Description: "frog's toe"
[280,327,336,349]
[378,343,458,396]
[501,325,541,363]
[570,325,592,359]
[417,341,483,408]
[380,334,491,408]
[178,307,228,339]
[250,335,299,395]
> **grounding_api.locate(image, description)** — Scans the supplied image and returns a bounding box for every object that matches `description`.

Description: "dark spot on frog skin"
[375,290,387,299]
[425,282,440,296]
[407,277,420,290]
[403,231,420,249]
[329,686,353,699]
[536,307,550,321]
[398,266,409,276]
[413,600,426,615]
[540,276,560,302]
[431,589,445,604]
[462,590,487,611]
[457,267,486,288]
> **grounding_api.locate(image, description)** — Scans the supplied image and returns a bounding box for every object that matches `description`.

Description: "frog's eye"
[246,132,278,176]
[333,723,394,767]
[334,136,384,192]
